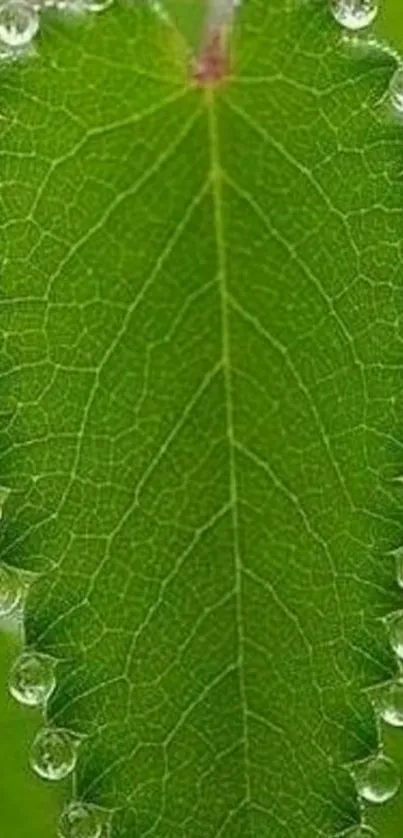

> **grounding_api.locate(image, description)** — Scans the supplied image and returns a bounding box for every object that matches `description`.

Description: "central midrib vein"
[207,88,252,819]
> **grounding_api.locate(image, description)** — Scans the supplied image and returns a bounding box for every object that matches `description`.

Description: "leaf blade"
[1,2,403,836]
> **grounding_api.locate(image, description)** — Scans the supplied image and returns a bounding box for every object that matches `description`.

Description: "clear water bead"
[389,614,403,659]
[9,651,56,707]
[0,485,10,519]
[377,680,403,727]
[354,754,400,804]
[83,0,113,11]
[390,68,403,116]
[0,563,23,616]
[0,1,38,47]
[396,548,403,587]
[59,803,102,838]
[30,728,78,781]
[330,0,378,31]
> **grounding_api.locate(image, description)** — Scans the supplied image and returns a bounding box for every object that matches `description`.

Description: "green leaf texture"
[1,1,403,835]
[162,0,207,49]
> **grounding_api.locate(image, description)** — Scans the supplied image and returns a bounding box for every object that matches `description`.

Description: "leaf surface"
[1,1,403,836]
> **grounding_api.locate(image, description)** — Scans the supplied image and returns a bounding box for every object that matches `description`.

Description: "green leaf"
[1,1,403,835]
[162,0,207,49]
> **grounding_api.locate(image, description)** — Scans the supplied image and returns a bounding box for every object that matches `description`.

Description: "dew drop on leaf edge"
[0,485,10,519]
[30,728,78,781]
[389,613,403,659]
[9,650,56,707]
[58,802,103,838]
[0,1,38,47]
[83,0,113,13]
[354,754,400,804]
[47,0,113,13]
[346,826,378,837]
[396,547,403,587]
[330,0,378,31]
[376,679,403,727]
[390,67,403,116]
[0,563,23,617]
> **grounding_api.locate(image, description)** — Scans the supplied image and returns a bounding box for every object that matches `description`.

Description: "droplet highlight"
[0,563,23,616]
[389,613,403,659]
[377,680,403,727]
[30,728,78,781]
[59,802,103,838]
[354,754,400,804]
[0,1,39,47]
[9,651,56,707]
[330,0,378,31]
[390,68,403,116]
[83,0,113,11]
[345,826,378,838]
[0,485,10,520]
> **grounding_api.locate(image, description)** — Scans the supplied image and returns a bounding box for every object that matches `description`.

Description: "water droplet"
[0,1,38,47]
[345,826,378,838]
[9,651,56,707]
[390,68,403,116]
[83,0,113,12]
[49,0,85,12]
[377,680,403,727]
[396,549,403,587]
[30,728,78,781]
[330,0,378,31]
[389,614,403,659]
[148,0,169,23]
[0,485,10,519]
[354,754,400,804]
[0,564,23,616]
[59,803,103,838]
[346,827,378,838]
